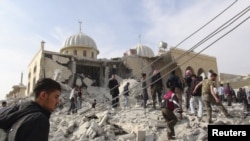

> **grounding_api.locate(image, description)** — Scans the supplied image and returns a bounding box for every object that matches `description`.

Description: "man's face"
[211,75,216,81]
[44,90,60,112]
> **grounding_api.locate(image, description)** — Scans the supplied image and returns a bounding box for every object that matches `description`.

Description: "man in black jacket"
[0,78,61,141]
[151,69,163,109]
[108,74,120,109]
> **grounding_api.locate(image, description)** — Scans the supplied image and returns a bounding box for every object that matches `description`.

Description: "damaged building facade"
[25,25,220,96]
[26,29,134,95]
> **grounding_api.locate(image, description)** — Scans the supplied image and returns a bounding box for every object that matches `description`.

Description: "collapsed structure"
[6,24,221,97]
[10,23,250,99]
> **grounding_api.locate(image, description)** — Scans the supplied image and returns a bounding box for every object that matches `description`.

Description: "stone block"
[136,130,145,141]
[117,133,136,141]
[145,134,154,141]
[84,77,93,87]
[67,121,77,133]
[99,114,109,126]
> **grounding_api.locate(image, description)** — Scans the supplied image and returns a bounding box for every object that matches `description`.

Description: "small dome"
[61,32,99,53]
[134,44,154,57]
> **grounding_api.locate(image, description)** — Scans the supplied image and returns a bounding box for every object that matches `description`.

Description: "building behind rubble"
[16,24,228,97]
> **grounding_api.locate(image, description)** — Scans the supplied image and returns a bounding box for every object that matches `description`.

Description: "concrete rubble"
[11,78,250,141]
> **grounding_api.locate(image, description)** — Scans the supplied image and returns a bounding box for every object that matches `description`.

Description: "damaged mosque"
[10,22,245,98]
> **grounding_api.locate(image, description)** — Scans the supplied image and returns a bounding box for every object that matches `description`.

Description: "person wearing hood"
[0,78,61,141]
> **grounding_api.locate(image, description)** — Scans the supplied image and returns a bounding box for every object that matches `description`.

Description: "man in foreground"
[0,78,61,141]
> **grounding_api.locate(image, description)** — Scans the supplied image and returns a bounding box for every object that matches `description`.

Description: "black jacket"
[0,101,51,141]
[151,73,163,88]
[108,79,119,95]
[166,74,183,90]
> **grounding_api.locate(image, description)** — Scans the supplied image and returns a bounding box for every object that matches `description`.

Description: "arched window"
[64,50,68,54]
[83,50,87,57]
[74,50,77,56]
[33,77,36,89]
[33,66,37,73]
[28,72,31,79]
[91,52,94,58]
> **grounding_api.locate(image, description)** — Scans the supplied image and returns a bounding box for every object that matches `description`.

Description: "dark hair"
[191,74,197,78]
[2,101,7,106]
[210,72,218,77]
[198,76,203,81]
[33,78,61,99]
[170,86,175,92]
[141,73,146,77]
[171,70,176,75]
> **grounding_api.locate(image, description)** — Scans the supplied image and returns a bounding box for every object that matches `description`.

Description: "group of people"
[68,85,83,114]
[161,70,233,139]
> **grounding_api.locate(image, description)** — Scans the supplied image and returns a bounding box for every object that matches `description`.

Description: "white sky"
[0,0,250,100]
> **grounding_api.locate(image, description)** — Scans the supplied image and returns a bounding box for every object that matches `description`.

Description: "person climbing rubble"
[123,82,130,108]
[166,70,183,119]
[193,72,232,123]
[161,86,179,140]
[68,97,77,114]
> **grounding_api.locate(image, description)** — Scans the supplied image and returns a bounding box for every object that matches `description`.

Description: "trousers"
[203,94,228,123]
[162,108,178,137]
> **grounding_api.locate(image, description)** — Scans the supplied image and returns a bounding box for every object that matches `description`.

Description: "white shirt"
[217,86,225,96]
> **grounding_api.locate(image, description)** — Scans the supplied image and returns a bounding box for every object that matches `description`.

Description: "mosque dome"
[61,32,99,53]
[134,44,154,57]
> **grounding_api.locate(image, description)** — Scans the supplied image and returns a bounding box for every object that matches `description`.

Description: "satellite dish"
[159,41,167,49]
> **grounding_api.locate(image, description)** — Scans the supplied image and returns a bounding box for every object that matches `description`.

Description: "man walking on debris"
[166,70,183,119]
[161,86,178,140]
[0,78,61,141]
[151,69,163,109]
[184,70,192,111]
[123,82,130,108]
[108,74,120,110]
[190,75,203,120]
[193,72,231,123]
[141,73,149,109]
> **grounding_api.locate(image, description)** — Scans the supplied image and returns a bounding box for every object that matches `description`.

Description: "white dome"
[62,32,99,52]
[134,44,154,57]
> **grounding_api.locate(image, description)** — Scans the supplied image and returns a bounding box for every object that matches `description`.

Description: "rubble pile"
[7,76,250,141]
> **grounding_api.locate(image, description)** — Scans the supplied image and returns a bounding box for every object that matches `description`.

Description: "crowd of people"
[1,69,250,141]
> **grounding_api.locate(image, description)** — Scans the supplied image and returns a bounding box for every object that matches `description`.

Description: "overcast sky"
[0,0,249,100]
